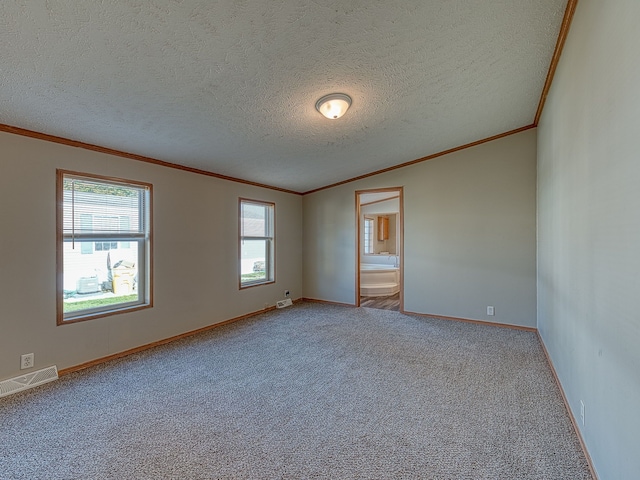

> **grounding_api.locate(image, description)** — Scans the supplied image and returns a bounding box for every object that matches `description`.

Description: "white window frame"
[57,170,153,324]
[239,198,275,289]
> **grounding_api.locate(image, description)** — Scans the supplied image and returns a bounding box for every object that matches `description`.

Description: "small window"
[57,170,152,324]
[364,217,374,254]
[239,199,274,288]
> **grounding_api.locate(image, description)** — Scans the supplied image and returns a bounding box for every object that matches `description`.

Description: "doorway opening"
[356,187,403,311]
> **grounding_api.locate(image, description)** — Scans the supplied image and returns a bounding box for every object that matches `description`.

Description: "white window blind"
[63,177,146,242]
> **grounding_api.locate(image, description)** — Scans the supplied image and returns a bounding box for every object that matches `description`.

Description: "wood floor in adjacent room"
[360,293,400,311]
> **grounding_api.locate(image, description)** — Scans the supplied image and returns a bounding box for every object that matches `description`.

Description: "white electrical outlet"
[487,306,495,316]
[580,400,585,425]
[284,290,290,297]
[20,353,34,370]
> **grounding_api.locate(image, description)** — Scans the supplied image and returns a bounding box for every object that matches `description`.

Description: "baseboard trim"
[301,297,357,308]
[402,310,537,332]
[537,332,598,480]
[58,304,282,376]
[301,300,536,333]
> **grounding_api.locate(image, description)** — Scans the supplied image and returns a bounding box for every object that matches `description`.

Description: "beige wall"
[537,1,640,478]
[303,129,537,327]
[0,132,303,381]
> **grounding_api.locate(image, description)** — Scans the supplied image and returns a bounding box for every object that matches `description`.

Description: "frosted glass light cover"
[315,93,352,119]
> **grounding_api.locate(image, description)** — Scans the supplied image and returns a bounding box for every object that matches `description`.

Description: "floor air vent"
[276,298,293,309]
[0,365,59,398]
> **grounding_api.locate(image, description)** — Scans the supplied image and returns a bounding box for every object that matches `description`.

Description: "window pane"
[62,179,144,236]
[240,239,267,284]
[364,218,373,254]
[62,240,140,315]
[241,202,267,237]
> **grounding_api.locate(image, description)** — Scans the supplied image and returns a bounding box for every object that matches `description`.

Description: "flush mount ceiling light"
[315,93,352,120]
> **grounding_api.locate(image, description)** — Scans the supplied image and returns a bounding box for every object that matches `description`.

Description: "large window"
[57,170,152,324]
[239,199,274,288]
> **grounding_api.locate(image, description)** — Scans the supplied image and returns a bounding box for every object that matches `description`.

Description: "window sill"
[57,302,152,325]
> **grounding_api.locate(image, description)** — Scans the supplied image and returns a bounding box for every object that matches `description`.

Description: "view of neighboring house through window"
[57,170,152,323]
[239,198,274,287]
[364,217,374,254]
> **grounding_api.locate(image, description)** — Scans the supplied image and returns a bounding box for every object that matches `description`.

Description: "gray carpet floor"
[0,302,592,479]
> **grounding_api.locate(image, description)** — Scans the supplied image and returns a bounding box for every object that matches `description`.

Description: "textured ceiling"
[0,1,566,193]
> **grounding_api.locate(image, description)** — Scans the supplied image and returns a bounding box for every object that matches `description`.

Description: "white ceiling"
[0,1,566,193]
